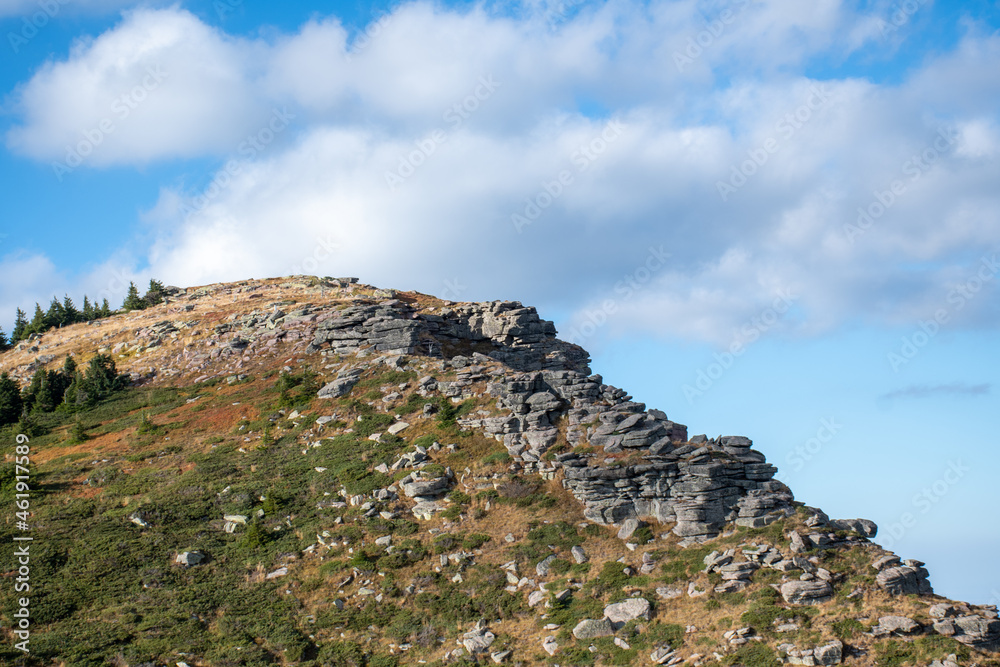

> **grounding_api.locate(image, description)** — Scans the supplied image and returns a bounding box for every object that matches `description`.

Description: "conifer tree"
[0,327,9,351]
[82,296,95,321]
[63,294,79,324]
[99,298,113,318]
[29,303,45,336]
[144,279,166,306]
[12,308,27,343]
[45,296,65,328]
[0,372,23,427]
[123,282,145,311]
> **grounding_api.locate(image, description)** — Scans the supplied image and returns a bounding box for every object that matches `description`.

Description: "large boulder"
[876,564,933,595]
[951,615,1000,652]
[318,368,363,398]
[604,598,651,625]
[780,581,834,605]
[462,621,496,654]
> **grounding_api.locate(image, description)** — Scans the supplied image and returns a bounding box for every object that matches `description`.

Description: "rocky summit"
[1,275,997,667]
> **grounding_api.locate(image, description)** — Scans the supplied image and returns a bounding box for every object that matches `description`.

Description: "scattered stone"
[387,421,410,435]
[542,636,558,656]
[462,620,496,654]
[573,618,614,639]
[175,551,205,567]
[650,647,676,664]
[536,554,557,577]
[657,586,684,600]
[617,518,643,540]
[604,598,651,625]
[491,649,512,663]
[874,616,921,636]
[571,545,588,564]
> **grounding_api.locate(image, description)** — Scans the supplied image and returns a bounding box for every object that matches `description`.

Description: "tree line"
[0,353,132,430]
[0,279,167,350]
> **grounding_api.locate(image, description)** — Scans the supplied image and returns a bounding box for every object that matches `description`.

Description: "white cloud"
[6,8,274,167]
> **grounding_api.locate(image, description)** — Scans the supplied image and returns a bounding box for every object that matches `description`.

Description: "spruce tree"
[0,372,21,427]
[28,303,45,336]
[99,298,113,318]
[12,308,27,343]
[82,296,95,321]
[45,296,65,328]
[144,279,166,306]
[0,327,9,351]
[123,282,145,311]
[63,294,80,324]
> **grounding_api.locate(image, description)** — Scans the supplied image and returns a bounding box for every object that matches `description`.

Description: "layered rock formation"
[300,287,796,540]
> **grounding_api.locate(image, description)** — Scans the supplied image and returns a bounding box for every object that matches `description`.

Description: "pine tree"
[62,355,77,376]
[0,327,9,351]
[123,282,145,311]
[45,296,65,328]
[28,303,45,336]
[68,419,88,444]
[63,294,80,324]
[12,308,27,343]
[63,370,85,409]
[82,296,95,321]
[99,298,113,318]
[32,371,56,412]
[0,372,22,427]
[144,279,166,307]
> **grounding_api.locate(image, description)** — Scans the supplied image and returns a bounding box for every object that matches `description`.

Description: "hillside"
[1,275,997,667]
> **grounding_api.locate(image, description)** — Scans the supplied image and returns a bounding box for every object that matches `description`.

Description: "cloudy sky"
[1,0,998,604]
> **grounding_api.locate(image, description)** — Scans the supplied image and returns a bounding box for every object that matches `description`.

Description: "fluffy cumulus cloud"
[6,1,1000,346]
[6,8,272,167]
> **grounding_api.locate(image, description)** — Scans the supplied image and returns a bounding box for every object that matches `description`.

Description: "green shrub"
[725,642,780,667]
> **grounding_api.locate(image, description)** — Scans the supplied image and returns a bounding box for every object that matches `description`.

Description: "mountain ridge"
[1,275,997,667]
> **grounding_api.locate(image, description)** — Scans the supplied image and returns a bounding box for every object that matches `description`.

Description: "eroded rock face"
[872,556,933,596]
[307,294,795,541]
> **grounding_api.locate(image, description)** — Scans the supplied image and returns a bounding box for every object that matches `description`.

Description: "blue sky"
[1,0,998,605]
